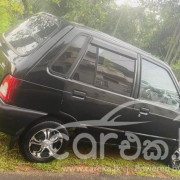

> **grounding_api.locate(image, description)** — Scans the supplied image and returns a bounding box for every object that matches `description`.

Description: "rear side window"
[4,14,58,55]
[51,36,87,75]
[140,59,180,108]
[95,48,135,96]
[73,45,97,84]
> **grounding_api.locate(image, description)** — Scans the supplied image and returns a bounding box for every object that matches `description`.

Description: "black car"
[0,12,180,167]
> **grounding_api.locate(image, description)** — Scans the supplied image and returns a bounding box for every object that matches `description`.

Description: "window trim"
[91,38,137,60]
[94,46,137,97]
[70,42,98,85]
[70,37,137,98]
[49,33,91,79]
[132,53,141,99]
[138,55,180,105]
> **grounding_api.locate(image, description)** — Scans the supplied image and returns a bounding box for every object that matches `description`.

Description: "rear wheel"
[19,121,69,163]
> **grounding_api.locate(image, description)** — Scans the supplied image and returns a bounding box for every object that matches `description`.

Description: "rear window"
[3,14,59,55]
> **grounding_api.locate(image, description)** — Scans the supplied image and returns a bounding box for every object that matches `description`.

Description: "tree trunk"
[170,43,180,65]
[112,11,123,37]
[22,0,29,17]
[167,31,180,64]
[165,20,180,64]
[165,21,179,62]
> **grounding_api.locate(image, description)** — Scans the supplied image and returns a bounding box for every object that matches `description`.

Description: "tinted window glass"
[51,36,87,75]
[140,59,180,109]
[4,14,58,55]
[73,45,97,84]
[95,48,135,96]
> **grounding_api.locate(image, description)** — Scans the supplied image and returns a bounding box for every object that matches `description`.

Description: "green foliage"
[139,0,180,65]
[0,0,23,34]
[0,132,179,178]
[173,61,180,81]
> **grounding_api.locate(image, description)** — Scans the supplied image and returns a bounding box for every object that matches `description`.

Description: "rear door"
[60,37,137,141]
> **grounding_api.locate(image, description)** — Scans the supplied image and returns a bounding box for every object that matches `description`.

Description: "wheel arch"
[9,112,77,149]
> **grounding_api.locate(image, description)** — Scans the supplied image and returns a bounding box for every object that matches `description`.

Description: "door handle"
[138,108,150,117]
[72,90,86,100]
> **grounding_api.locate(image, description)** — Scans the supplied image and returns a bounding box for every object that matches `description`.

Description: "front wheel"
[170,147,180,169]
[165,146,180,170]
[19,121,69,163]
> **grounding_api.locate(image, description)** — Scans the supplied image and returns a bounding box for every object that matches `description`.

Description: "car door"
[122,56,180,141]
[61,37,138,142]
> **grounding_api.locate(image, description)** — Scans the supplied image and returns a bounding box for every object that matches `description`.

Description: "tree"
[0,0,24,34]
[139,0,180,63]
[1,0,180,80]
[22,0,29,17]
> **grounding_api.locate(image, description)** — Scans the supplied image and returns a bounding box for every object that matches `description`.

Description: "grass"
[0,133,179,178]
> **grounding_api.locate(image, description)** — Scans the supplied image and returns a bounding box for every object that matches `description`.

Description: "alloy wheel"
[29,128,63,158]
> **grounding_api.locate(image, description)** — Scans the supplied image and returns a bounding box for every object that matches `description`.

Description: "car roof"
[70,22,170,69]
[37,13,169,68]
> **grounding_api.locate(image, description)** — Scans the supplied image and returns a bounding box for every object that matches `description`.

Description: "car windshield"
[3,13,59,55]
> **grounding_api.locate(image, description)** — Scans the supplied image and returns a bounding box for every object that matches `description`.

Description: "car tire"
[19,120,69,163]
[165,146,180,170]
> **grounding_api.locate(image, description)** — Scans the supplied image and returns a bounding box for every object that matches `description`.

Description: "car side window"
[95,48,135,96]
[51,36,87,75]
[140,59,180,108]
[73,45,97,85]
